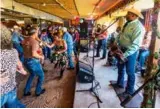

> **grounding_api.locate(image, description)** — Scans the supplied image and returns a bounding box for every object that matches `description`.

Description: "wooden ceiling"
[14,0,124,19]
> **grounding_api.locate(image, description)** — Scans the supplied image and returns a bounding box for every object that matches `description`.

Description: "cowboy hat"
[13,25,20,29]
[126,8,144,19]
[62,27,67,32]
[102,22,108,26]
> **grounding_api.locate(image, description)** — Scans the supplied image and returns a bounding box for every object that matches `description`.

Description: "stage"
[73,51,160,108]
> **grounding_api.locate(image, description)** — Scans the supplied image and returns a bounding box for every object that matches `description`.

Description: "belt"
[24,57,38,60]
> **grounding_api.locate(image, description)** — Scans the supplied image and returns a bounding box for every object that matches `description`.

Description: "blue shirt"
[11,32,24,44]
[118,19,145,58]
[40,34,51,43]
[63,32,73,50]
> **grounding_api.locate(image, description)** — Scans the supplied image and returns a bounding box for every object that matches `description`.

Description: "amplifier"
[77,61,94,83]
[79,39,89,52]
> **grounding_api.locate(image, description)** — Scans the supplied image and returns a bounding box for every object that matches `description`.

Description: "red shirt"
[98,31,107,40]
[74,32,80,42]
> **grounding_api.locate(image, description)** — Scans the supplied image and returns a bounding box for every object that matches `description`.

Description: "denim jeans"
[0,89,25,108]
[73,42,78,56]
[138,49,150,69]
[24,58,44,95]
[117,51,138,94]
[13,43,24,63]
[42,47,51,59]
[96,39,107,58]
[67,49,74,68]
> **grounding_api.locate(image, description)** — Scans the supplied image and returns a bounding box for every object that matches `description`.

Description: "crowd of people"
[0,23,80,107]
[0,8,153,108]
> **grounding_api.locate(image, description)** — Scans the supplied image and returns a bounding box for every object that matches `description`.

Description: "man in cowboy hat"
[114,8,145,97]
[11,25,24,63]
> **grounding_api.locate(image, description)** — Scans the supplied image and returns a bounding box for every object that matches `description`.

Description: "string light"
[42,3,46,6]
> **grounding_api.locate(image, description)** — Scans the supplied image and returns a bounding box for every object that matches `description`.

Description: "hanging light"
[60,4,64,6]
[42,3,46,6]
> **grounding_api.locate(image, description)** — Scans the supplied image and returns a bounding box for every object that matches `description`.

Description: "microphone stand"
[76,38,102,108]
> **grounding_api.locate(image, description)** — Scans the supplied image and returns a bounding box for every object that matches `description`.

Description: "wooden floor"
[16,60,76,108]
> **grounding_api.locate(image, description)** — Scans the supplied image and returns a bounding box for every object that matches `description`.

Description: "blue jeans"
[42,47,51,59]
[96,39,107,58]
[0,89,25,108]
[117,51,138,94]
[13,43,24,63]
[138,49,150,69]
[24,58,44,95]
[73,42,78,56]
[67,49,74,68]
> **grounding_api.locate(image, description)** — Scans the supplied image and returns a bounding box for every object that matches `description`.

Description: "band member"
[137,31,151,77]
[22,26,45,97]
[95,24,108,59]
[106,27,121,66]
[113,8,145,97]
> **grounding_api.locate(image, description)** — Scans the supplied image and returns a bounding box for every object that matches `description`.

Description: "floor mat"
[110,80,143,108]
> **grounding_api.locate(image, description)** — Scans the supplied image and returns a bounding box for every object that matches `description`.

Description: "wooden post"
[141,0,160,108]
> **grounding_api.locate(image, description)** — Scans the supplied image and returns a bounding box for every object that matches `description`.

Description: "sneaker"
[24,92,31,96]
[36,89,46,96]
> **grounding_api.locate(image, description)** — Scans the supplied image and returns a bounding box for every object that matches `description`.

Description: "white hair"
[62,27,67,32]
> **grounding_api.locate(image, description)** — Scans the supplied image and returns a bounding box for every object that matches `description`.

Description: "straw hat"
[62,27,67,32]
[102,22,108,26]
[126,8,144,19]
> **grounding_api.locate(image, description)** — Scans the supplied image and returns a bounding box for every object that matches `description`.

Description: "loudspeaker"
[77,61,94,83]
[80,21,88,38]
[79,39,88,52]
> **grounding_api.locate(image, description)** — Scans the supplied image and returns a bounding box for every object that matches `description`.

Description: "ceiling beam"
[53,0,73,17]
[73,0,80,16]
[92,0,102,15]
[95,0,122,20]
[95,0,137,20]
[16,3,64,19]
[14,0,65,19]
[17,2,59,6]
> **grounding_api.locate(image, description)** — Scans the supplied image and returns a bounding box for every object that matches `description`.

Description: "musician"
[106,27,121,66]
[95,24,108,59]
[113,8,145,97]
[137,31,151,77]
